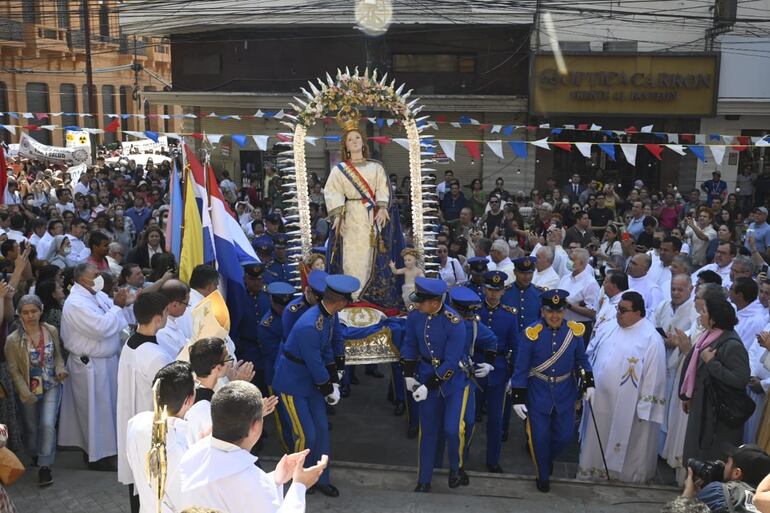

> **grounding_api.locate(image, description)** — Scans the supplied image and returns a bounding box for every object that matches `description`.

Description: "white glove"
[513,403,528,420]
[405,377,420,392]
[337,370,345,381]
[474,363,494,378]
[412,384,428,402]
[326,383,340,405]
[584,386,595,403]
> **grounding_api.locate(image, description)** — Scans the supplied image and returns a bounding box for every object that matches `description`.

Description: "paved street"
[9,367,679,513]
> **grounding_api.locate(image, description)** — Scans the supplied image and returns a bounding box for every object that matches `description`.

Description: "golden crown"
[336,112,361,133]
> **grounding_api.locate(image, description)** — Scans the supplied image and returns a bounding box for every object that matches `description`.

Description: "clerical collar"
[194,387,214,404]
[127,332,157,350]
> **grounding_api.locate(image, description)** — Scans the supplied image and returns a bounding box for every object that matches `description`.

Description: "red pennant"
[436,114,447,123]
[624,126,638,133]
[551,142,572,152]
[680,134,694,143]
[189,133,204,140]
[276,134,292,142]
[577,123,588,130]
[644,144,664,160]
[105,118,120,133]
[35,113,49,120]
[462,141,481,160]
[526,125,538,131]
[737,136,750,146]
[478,124,491,130]
[369,136,391,145]
[22,125,39,131]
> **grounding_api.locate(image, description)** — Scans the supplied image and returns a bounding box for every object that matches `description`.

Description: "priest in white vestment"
[627,253,664,318]
[587,270,628,357]
[578,291,667,483]
[691,241,735,289]
[730,277,770,443]
[126,361,195,513]
[117,292,173,488]
[653,274,698,456]
[59,263,134,465]
[156,280,191,360]
[179,381,322,513]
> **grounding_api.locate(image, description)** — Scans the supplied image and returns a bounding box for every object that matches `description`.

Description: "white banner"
[18,133,91,165]
[121,137,168,154]
[65,130,91,149]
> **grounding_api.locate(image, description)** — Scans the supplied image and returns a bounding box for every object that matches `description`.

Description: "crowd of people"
[1,138,770,513]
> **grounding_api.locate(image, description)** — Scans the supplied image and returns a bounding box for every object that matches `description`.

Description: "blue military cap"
[307,270,328,295]
[243,262,265,278]
[325,274,360,299]
[266,213,282,224]
[252,236,274,252]
[541,289,570,311]
[267,281,295,297]
[449,286,483,310]
[484,271,507,290]
[513,256,536,273]
[272,233,288,248]
[467,256,489,274]
[411,277,447,303]
[311,246,327,255]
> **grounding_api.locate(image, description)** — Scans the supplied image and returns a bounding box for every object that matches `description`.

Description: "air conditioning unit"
[714,0,737,26]
[602,41,638,52]
[558,41,591,52]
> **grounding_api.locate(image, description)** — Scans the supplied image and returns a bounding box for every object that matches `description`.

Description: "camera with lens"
[687,458,725,485]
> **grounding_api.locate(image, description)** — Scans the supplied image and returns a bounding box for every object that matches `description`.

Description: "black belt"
[421,356,444,366]
[284,350,305,365]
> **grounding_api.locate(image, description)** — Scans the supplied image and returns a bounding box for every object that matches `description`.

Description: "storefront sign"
[530,53,719,116]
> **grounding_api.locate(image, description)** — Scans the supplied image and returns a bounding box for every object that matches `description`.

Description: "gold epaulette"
[289,302,301,313]
[525,323,543,341]
[502,305,517,315]
[444,310,461,324]
[567,320,586,337]
[261,315,273,327]
[315,314,324,331]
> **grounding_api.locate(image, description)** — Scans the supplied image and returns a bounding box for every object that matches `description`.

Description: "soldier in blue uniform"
[266,233,290,283]
[252,236,275,275]
[501,256,543,441]
[229,262,271,390]
[401,277,467,493]
[272,274,360,498]
[257,281,296,452]
[477,271,519,472]
[465,256,489,299]
[509,289,594,493]
[447,286,497,477]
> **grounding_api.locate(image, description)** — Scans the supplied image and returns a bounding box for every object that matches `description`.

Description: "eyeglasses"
[616,306,632,314]
[217,356,235,366]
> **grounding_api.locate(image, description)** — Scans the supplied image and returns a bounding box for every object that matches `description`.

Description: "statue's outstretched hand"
[374,208,389,228]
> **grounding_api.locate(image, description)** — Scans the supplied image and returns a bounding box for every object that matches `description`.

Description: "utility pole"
[82,0,96,128]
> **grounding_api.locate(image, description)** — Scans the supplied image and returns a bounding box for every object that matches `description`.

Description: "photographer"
[681,444,770,512]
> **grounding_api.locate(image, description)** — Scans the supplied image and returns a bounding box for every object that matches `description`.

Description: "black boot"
[407,426,418,439]
[486,464,504,474]
[414,482,431,493]
[313,484,339,497]
[459,468,469,486]
[448,470,463,488]
[536,479,550,493]
[393,401,405,416]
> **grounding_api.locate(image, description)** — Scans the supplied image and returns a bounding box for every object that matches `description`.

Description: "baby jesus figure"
[389,248,424,309]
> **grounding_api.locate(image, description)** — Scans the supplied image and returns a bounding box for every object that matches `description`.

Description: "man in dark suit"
[562,173,585,205]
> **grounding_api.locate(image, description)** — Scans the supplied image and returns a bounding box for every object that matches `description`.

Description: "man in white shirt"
[532,245,560,290]
[126,361,194,513]
[436,170,454,201]
[179,381,325,513]
[488,239,514,286]
[531,222,570,278]
[35,219,63,261]
[28,219,47,249]
[107,242,125,276]
[54,188,75,214]
[6,214,27,245]
[65,219,90,264]
[157,280,191,360]
[627,253,665,318]
[59,263,134,470]
[691,241,736,290]
[684,210,716,267]
[117,292,173,510]
[73,171,91,197]
[648,237,680,301]
[185,337,232,443]
[558,248,600,340]
[437,243,466,287]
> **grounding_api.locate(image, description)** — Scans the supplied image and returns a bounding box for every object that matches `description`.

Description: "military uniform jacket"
[272,304,335,397]
[282,297,344,359]
[476,302,520,387]
[462,317,497,387]
[511,320,591,415]
[256,308,283,384]
[502,284,543,330]
[230,287,270,367]
[265,259,290,284]
[466,280,485,301]
[401,305,467,397]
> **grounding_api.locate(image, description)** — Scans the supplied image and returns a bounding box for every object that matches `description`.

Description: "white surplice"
[126,412,190,513]
[691,261,733,290]
[117,338,173,484]
[589,291,623,353]
[578,318,667,483]
[58,283,130,461]
[184,395,213,445]
[156,315,189,360]
[532,266,560,290]
[179,436,306,513]
[627,275,665,319]
[742,310,770,443]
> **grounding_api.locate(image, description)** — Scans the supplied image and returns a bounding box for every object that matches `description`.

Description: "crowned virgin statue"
[324,116,405,306]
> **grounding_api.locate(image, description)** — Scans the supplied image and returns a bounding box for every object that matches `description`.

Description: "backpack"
[723,480,760,513]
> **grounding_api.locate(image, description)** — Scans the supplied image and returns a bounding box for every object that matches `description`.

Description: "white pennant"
[531,137,551,150]
[468,118,480,125]
[695,134,706,144]
[367,117,377,124]
[40,125,56,131]
[393,138,410,150]
[107,114,120,119]
[722,135,734,145]
[1,125,16,134]
[305,137,318,146]
[78,113,93,118]
[450,122,461,128]
[756,137,770,148]
[184,113,197,119]
[491,125,502,134]
[620,144,637,166]
[135,114,146,119]
[206,134,223,145]
[563,124,575,130]
[427,122,438,130]
[273,110,285,119]
[252,135,269,151]
[207,112,218,118]
[123,130,144,138]
[165,133,181,140]
[641,125,654,133]
[575,142,592,158]
[386,119,396,127]
[486,140,504,159]
[254,110,264,118]
[709,145,726,165]
[539,123,550,129]
[438,140,456,161]
[667,133,679,144]
[22,113,34,119]
[590,124,602,131]
[50,112,62,117]
[83,127,103,134]
[666,144,686,155]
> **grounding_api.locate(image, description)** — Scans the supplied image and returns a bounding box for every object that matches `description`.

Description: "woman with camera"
[679,295,751,464]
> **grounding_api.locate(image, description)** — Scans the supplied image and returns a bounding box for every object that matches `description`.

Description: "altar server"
[156,280,191,360]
